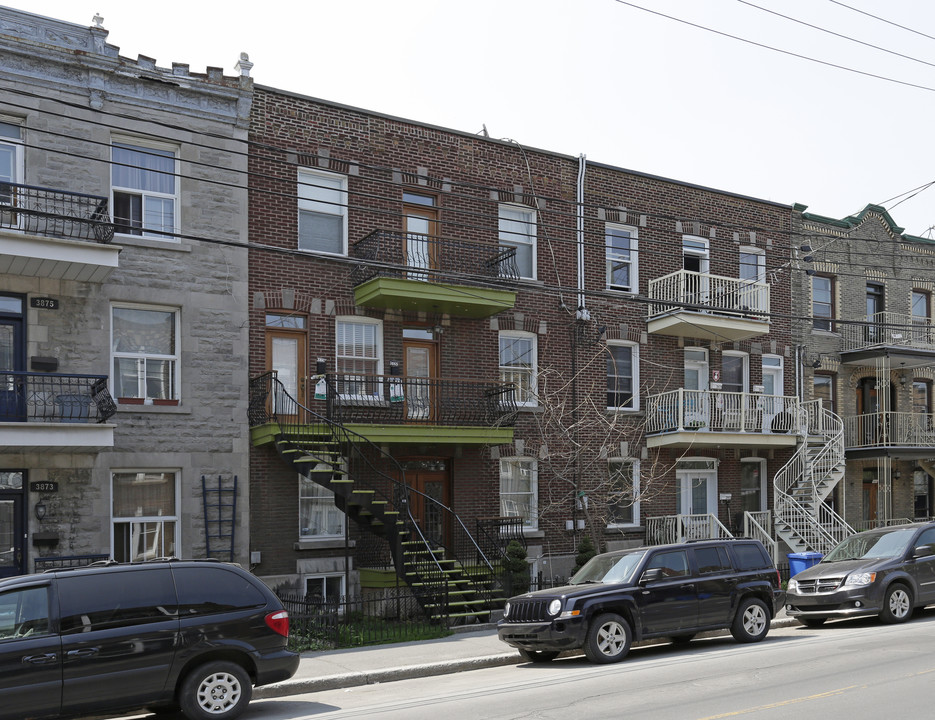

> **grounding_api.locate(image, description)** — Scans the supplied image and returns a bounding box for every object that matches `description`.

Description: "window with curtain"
[499,331,537,406]
[112,305,178,402]
[498,204,536,278]
[500,458,537,529]
[112,141,177,239]
[608,459,639,526]
[112,471,177,563]
[335,317,382,397]
[0,121,22,206]
[300,474,344,538]
[298,168,347,254]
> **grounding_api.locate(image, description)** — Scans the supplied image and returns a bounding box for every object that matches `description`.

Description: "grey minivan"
[786,522,935,626]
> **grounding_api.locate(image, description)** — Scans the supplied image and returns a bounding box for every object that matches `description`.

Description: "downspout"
[575,154,589,321]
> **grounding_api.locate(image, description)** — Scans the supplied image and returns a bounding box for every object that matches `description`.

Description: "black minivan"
[0,559,298,720]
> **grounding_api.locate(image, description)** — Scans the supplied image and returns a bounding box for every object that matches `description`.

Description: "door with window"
[676,461,718,537]
[683,236,710,308]
[761,355,784,432]
[266,313,308,420]
[0,472,25,578]
[400,460,450,549]
[0,296,25,422]
[720,352,749,429]
[403,329,438,421]
[684,348,709,428]
[866,282,884,342]
[403,193,438,281]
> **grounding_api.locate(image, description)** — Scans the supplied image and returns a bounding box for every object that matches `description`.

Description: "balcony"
[0,371,116,452]
[0,183,119,282]
[351,230,517,318]
[844,412,935,459]
[645,388,800,448]
[839,313,935,367]
[647,270,769,341]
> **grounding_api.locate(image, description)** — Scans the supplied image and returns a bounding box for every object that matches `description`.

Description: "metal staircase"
[249,372,502,624]
[773,400,853,555]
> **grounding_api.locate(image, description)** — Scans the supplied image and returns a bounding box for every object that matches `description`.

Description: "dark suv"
[498,539,783,664]
[0,559,299,720]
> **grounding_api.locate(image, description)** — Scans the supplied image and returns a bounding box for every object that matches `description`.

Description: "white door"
[677,470,717,516]
[761,355,784,432]
[683,236,710,308]
[684,348,709,428]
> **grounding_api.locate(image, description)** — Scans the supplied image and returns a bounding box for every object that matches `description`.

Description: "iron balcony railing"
[321,372,518,427]
[844,412,935,449]
[647,269,769,318]
[350,230,519,286]
[840,312,935,353]
[0,182,115,244]
[0,371,116,423]
[646,388,800,435]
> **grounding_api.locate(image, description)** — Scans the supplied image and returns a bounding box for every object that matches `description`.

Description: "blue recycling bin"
[787,551,823,577]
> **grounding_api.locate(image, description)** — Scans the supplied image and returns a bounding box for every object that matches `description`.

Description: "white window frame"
[606,340,639,411]
[607,458,640,528]
[498,204,537,279]
[499,457,538,531]
[304,574,346,602]
[111,303,180,403]
[299,473,345,540]
[0,118,23,186]
[675,457,718,516]
[762,354,783,396]
[606,223,638,293]
[298,167,347,256]
[335,316,383,400]
[499,330,538,407]
[110,469,180,563]
[111,137,180,241]
[721,350,750,394]
[739,246,765,283]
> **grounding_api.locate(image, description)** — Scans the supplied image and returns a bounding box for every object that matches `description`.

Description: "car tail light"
[265,610,290,638]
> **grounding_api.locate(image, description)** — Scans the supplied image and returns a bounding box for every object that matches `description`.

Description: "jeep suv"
[0,559,299,720]
[498,539,783,664]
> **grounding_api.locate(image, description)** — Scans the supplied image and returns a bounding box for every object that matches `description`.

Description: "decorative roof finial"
[92,13,104,28]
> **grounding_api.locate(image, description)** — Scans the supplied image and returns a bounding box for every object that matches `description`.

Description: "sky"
[9,0,935,237]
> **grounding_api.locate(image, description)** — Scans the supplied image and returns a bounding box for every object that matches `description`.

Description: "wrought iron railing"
[840,312,935,353]
[250,372,500,620]
[646,389,799,435]
[0,372,116,423]
[843,412,935,448]
[476,516,526,567]
[321,372,517,428]
[0,182,114,243]
[34,553,110,573]
[350,229,519,285]
[645,513,734,544]
[647,269,769,318]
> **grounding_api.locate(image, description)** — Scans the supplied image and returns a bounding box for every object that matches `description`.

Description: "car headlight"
[503,601,511,618]
[845,571,876,586]
[548,599,562,616]
[787,578,798,592]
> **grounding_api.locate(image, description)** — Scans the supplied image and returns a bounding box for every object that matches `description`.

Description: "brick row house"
[0,7,252,575]
[246,84,813,611]
[795,204,935,538]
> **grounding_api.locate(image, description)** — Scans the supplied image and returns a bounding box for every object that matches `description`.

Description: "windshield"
[570,550,647,585]
[823,528,916,562]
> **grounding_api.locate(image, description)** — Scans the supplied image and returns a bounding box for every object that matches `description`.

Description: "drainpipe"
[575,154,589,321]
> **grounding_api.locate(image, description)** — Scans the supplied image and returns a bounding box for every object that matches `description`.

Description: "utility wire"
[828,0,935,44]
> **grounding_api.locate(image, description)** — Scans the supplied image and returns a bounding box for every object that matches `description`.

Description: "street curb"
[254,616,800,698]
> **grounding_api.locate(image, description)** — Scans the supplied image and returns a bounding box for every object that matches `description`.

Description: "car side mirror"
[913,545,935,559]
[639,567,664,584]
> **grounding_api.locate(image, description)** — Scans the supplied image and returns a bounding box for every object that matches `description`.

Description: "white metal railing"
[646,389,800,435]
[851,517,913,533]
[744,510,778,564]
[843,412,935,448]
[840,311,935,353]
[645,513,733,545]
[647,269,769,318]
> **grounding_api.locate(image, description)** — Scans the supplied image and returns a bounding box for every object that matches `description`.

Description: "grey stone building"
[0,7,252,575]
[793,203,935,532]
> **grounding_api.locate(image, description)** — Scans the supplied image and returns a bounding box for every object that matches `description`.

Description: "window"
[646,550,689,578]
[305,575,345,602]
[111,141,178,239]
[762,355,783,396]
[912,380,931,416]
[866,282,885,341]
[58,569,175,633]
[112,471,178,563]
[693,546,731,574]
[499,331,537,406]
[112,305,179,402]
[500,458,537,530]
[608,459,639,527]
[912,290,930,342]
[730,542,770,571]
[300,475,344,538]
[335,317,382,398]
[607,342,638,410]
[812,275,834,331]
[0,120,23,206]
[499,204,536,279]
[813,373,835,414]
[298,168,347,255]
[606,224,638,292]
[739,247,766,312]
[0,585,49,639]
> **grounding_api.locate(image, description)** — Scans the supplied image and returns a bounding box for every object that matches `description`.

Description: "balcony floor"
[647,429,798,449]
[647,311,769,342]
[0,422,115,452]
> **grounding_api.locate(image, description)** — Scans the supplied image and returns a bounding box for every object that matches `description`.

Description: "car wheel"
[799,617,827,628]
[879,583,913,624]
[731,598,770,643]
[583,613,632,664]
[518,649,560,663]
[179,661,252,720]
[670,634,695,644]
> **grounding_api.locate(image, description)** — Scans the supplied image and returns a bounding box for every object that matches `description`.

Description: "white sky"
[10,1,935,236]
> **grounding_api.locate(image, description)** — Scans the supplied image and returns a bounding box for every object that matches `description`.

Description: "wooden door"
[404,337,438,422]
[403,193,438,280]
[265,314,308,421]
[403,460,451,549]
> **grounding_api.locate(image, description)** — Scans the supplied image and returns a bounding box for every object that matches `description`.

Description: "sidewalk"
[255,610,797,699]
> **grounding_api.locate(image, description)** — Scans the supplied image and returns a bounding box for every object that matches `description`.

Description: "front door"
[0,471,25,578]
[403,193,438,281]
[0,296,25,422]
[265,313,308,420]
[683,348,709,428]
[403,330,438,422]
[677,466,718,538]
[402,460,451,549]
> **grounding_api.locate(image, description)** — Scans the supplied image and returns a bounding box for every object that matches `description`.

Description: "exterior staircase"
[250,372,502,624]
[773,400,853,555]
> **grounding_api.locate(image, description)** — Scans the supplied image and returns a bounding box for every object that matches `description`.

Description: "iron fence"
[0,372,116,423]
[34,554,110,573]
[0,182,114,243]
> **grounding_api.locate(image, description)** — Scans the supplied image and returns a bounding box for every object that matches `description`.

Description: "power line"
[828,0,935,44]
